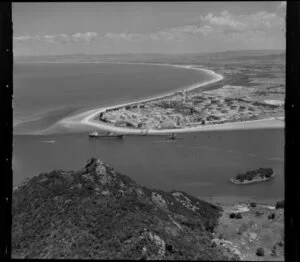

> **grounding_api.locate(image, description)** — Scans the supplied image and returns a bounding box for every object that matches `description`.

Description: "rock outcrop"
[12,157,238,260]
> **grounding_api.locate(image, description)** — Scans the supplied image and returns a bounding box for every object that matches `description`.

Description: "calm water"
[13,63,284,203]
[13,62,211,134]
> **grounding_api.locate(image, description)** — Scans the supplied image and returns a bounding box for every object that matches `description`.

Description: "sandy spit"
[36,64,284,135]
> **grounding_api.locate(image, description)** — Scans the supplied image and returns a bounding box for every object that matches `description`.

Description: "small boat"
[88,131,124,139]
[167,133,176,140]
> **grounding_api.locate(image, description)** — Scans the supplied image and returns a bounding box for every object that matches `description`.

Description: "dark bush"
[277,241,284,247]
[268,213,275,219]
[275,200,284,209]
[256,247,265,256]
[229,213,236,219]
[235,213,242,219]
[255,211,264,217]
[229,212,242,219]
[250,202,257,208]
[211,242,217,248]
[271,245,277,257]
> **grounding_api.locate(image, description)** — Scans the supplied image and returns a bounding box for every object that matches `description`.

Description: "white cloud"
[147,24,213,42]
[169,25,213,35]
[150,31,182,41]
[278,1,286,10]
[14,35,32,42]
[184,9,283,36]
[104,32,146,41]
[58,34,70,43]
[14,32,99,44]
[277,1,286,19]
[14,5,285,51]
[101,8,284,44]
[71,32,98,42]
[201,11,246,30]
[44,35,57,44]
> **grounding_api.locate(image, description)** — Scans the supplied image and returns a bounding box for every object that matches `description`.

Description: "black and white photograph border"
[0,1,299,261]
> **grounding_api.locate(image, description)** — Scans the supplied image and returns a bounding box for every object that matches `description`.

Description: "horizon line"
[14,49,286,58]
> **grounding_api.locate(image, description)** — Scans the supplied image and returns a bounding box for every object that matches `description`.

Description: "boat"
[230,170,276,185]
[88,131,124,139]
[167,133,176,140]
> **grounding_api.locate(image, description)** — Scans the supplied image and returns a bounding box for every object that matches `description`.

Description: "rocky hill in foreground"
[12,158,239,260]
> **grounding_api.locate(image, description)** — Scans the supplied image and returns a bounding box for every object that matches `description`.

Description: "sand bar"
[38,64,284,135]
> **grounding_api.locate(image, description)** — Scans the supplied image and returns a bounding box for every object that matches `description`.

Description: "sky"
[13,2,286,56]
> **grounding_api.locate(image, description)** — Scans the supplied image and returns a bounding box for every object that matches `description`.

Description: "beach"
[32,65,225,135]
[35,65,284,135]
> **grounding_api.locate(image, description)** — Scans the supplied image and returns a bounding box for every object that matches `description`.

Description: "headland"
[12,157,284,260]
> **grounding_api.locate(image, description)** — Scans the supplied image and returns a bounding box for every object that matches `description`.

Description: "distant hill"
[12,158,238,260]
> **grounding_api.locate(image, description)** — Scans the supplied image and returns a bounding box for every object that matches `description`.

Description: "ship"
[88,131,124,139]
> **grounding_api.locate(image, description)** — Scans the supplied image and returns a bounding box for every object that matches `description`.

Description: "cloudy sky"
[13,2,286,56]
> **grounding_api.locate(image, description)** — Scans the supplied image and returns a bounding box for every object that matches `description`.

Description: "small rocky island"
[230,168,276,185]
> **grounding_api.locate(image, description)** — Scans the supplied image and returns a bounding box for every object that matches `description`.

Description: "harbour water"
[13,63,284,203]
[13,62,212,134]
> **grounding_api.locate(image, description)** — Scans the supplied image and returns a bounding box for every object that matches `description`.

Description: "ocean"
[13,62,284,203]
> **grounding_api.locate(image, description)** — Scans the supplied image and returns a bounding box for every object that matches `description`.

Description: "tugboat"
[88,131,124,139]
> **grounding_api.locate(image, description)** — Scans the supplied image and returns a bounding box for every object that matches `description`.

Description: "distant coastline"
[33,62,284,135]
[58,66,283,135]
[36,64,223,134]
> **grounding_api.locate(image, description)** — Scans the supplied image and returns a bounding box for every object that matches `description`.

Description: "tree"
[256,247,264,256]
[268,213,275,219]
[275,200,284,209]
[229,213,236,219]
[235,213,242,219]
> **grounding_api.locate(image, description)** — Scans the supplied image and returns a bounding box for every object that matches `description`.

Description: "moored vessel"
[88,131,124,139]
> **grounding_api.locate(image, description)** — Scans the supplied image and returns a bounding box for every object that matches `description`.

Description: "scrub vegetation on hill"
[12,158,239,260]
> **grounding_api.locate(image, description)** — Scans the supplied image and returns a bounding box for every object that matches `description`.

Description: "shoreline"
[34,63,284,135]
[37,64,224,134]
[60,115,284,135]
[199,195,282,208]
